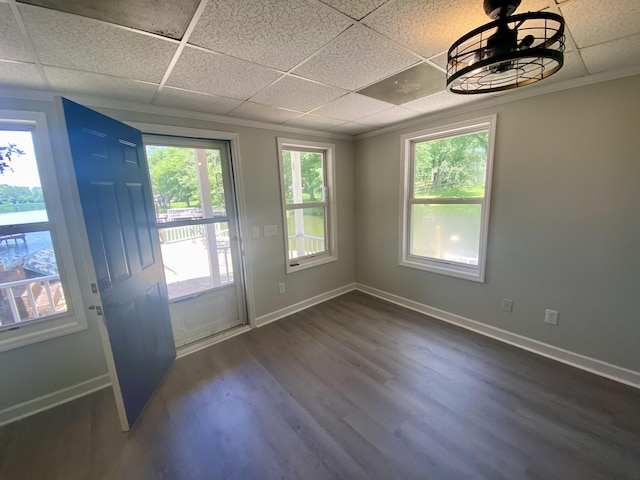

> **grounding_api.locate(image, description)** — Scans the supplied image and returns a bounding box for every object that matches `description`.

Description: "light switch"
[264,225,277,237]
[252,226,261,238]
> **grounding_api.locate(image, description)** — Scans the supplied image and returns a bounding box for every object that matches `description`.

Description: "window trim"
[399,115,496,282]
[0,110,88,352]
[277,138,337,274]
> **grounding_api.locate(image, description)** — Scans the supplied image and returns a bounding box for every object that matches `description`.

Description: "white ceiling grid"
[0,0,637,135]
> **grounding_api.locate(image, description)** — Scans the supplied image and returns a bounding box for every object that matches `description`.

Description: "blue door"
[63,98,175,430]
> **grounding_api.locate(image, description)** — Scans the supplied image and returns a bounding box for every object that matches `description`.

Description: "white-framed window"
[0,110,87,351]
[400,115,496,282]
[277,138,337,273]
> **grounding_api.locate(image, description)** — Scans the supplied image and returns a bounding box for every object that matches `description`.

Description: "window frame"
[0,110,87,352]
[399,115,497,282]
[277,138,337,274]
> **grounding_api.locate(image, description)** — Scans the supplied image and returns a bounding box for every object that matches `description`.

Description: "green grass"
[414,185,484,199]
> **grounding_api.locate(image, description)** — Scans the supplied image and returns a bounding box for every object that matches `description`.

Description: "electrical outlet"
[278,283,285,294]
[545,309,559,325]
[502,299,513,312]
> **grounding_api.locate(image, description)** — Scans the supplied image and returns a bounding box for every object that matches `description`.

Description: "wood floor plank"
[1,291,639,479]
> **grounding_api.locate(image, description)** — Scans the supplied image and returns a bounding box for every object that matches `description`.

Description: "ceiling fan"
[446,0,565,94]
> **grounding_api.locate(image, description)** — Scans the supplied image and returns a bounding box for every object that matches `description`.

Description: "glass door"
[144,135,246,346]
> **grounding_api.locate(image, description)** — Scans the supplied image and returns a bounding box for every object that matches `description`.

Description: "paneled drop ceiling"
[0,0,639,135]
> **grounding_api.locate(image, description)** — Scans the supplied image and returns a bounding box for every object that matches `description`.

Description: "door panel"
[92,182,130,285]
[63,98,176,430]
[127,183,156,269]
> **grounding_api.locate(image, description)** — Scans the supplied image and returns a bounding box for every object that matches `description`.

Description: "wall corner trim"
[255,283,357,328]
[355,283,640,390]
[0,374,111,427]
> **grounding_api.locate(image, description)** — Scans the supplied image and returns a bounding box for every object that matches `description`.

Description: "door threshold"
[176,324,252,359]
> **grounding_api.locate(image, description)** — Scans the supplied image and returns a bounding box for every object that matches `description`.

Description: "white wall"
[355,75,640,373]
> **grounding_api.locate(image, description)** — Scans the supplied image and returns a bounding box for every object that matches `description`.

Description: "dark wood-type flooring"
[1,291,639,479]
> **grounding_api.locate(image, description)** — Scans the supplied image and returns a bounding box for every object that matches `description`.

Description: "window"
[400,116,496,282]
[277,138,337,273]
[0,111,86,351]
[144,136,240,300]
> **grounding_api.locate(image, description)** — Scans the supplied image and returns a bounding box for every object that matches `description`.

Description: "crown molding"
[56,94,355,141]
[0,85,354,141]
[355,66,640,140]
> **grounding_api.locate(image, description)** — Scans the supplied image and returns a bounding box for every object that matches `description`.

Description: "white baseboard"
[0,374,112,427]
[176,325,252,359]
[355,283,640,390]
[255,283,357,328]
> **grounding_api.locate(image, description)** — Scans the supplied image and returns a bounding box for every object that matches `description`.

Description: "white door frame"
[126,123,256,329]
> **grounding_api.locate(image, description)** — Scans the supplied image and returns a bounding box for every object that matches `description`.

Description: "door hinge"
[91,283,98,294]
[88,305,103,316]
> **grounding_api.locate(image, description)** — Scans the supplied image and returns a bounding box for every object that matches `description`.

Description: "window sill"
[286,253,337,274]
[0,312,88,352]
[400,257,485,283]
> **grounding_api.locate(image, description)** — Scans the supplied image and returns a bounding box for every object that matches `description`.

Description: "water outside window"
[0,129,67,326]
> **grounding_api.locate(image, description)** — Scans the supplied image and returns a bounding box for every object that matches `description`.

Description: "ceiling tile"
[189,0,352,71]
[19,5,178,83]
[540,50,588,84]
[319,0,389,21]
[560,0,640,48]
[153,87,242,115]
[293,26,419,90]
[0,61,46,89]
[227,102,301,124]
[250,76,347,112]
[311,93,393,121]
[580,34,640,75]
[356,106,420,126]
[16,0,200,40]
[0,5,35,62]
[429,52,448,70]
[328,122,371,135]
[357,62,444,105]
[402,90,488,114]
[364,0,549,58]
[285,114,346,130]
[166,46,282,100]
[44,67,158,102]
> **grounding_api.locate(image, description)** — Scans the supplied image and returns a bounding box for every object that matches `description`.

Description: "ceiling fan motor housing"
[483,0,521,19]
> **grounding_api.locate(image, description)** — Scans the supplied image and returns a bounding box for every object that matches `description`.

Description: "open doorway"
[143,135,247,347]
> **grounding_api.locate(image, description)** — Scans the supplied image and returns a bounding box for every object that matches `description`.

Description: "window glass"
[413,132,488,199]
[0,129,67,327]
[286,207,326,259]
[147,146,226,222]
[410,204,482,265]
[401,117,495,282]
[281,150,324,205]
[146,144,233,300]
[278,139,336,272]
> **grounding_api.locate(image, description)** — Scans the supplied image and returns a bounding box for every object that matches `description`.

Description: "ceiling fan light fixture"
[446,0,565,94]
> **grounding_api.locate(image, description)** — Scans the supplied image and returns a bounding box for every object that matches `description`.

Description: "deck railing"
[0,275,65,326]
[288,234,325,257]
